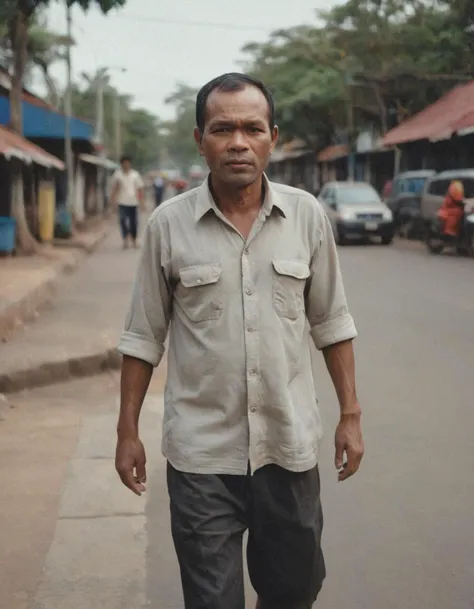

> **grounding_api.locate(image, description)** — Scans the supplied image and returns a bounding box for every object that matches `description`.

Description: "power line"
[112,13,272,32]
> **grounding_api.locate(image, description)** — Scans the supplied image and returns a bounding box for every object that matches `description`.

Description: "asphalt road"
[2,239,474,609]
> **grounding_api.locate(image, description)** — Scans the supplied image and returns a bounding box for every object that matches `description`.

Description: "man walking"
[153,173,165,208]
[110,155,144,249]
[116,73,364,608]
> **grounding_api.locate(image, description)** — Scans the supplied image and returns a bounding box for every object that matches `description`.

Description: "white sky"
[42,0,340,121]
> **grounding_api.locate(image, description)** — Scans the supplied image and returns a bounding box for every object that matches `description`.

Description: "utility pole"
[114,93,122,160]
[345,71,355,181]
[96,70,105,147]
[64,2,74,214]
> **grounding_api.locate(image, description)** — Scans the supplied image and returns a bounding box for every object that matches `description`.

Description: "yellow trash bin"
[38,180,55,243]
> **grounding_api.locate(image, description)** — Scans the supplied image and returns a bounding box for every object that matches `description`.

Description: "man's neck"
[210,175,264,215]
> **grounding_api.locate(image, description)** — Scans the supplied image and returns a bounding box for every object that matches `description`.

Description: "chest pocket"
[272,260,310,320]
[176,264,224,323]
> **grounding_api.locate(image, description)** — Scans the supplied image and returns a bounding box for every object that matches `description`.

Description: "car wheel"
[426,236,444,254]
[398,218,409,239]
[333,224,346,246]
[381,235,393,245]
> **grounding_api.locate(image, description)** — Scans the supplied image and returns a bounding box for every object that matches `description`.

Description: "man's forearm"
[117,355,153,439]
[322,339,361,416]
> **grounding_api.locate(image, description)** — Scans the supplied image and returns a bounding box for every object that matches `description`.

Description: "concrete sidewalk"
[0,222,108,343]
[0,223,141,393]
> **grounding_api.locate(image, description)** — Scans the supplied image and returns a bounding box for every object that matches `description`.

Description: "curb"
[53,225,109,254]
[0,348,122,394]
[0,271,59,343]
[0,225,109,343]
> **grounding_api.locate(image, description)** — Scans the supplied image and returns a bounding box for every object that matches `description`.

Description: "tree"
[241,0,474,153]
[321,0,474,123]
[28,20,73,108]
[3,0,126,254]
[241,27,347,150]
[162,83,202,172]
[67,69,162,171]
[1,12,73,108]
[123,108,162,171]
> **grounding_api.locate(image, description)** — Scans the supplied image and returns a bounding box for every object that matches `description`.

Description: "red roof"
[383,81,474,146]
[317,144,349,162]
[0,125,64,170]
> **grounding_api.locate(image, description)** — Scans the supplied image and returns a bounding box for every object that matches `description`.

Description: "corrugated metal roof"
[79,153,118,170]
[0,96,93,141]
[383,81,474,146]
[317,144,349,162]
[0,125,65,170]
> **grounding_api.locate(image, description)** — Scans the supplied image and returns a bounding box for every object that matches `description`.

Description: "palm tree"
[27,22,73,108]
[1,12,72,108]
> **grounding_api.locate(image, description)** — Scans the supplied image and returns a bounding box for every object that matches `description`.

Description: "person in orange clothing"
[437,180,465,237]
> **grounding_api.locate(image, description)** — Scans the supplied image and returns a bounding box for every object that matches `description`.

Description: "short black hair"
[120,155,131,164]
[196,72,275,133]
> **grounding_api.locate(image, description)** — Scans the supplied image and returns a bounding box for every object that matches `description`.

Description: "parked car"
[421,169,474,237]
[319,181,394,245]
[384,170,436,238]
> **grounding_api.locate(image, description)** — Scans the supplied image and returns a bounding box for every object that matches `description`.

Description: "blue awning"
[0,96,93,140]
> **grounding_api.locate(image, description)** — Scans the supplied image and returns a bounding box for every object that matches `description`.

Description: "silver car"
[319,181,394,245]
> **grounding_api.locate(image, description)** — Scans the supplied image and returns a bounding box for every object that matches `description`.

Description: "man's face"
[194,86,278,188]
[121,159,131,172]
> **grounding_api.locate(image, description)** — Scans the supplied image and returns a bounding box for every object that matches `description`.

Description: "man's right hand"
[115,435,147,496]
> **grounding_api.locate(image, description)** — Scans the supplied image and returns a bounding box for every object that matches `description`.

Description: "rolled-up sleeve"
[306,206,357,350]
[118,216,171,366]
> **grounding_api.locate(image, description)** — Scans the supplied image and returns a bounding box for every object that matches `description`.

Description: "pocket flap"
[179,264,222,288]
[272,259,310,280]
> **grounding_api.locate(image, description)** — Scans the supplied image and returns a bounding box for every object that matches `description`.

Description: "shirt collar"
[194,174,288,222]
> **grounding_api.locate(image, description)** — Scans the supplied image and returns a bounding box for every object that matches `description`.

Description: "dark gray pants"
[167,462,326,609]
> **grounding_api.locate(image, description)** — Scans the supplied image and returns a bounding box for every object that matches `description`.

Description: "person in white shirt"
[110,155,144,249]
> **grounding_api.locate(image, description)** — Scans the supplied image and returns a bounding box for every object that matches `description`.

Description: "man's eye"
[214,127,231,133]
[249,127,263,133]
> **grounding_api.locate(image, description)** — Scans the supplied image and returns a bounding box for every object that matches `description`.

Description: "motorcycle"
[425,202,474,257]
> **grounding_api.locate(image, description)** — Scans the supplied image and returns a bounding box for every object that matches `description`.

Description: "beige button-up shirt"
[118,176,357,475]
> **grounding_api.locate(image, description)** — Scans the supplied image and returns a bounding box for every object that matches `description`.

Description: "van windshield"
[398,178,427,195]
[338,186,380,205]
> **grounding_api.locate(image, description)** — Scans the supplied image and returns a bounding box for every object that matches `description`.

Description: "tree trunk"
[9,6,41,255]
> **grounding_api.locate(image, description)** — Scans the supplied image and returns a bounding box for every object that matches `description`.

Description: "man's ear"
[270,125,279,153]
[194,127,204,156]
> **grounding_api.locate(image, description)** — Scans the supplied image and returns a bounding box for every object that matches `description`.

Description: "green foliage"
[241,0,474,149]
[68,70,162,171]
[66,0,126,11]
[122,108,161,171]
[162,83,202,172]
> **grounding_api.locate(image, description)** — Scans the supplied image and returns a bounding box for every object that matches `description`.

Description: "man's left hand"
[335,411,364,481]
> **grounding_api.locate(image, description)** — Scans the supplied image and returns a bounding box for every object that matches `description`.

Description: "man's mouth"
[226,160,252,167]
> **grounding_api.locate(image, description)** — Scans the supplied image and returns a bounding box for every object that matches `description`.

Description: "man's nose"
[228,130,249,151]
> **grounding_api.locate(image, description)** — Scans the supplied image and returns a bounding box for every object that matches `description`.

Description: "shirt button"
[246,288,252,296]
[247,326,255,332]
[250,406,257,413]
[244,248,249,255]
[196,279,202,284]
[249,369,256,376]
